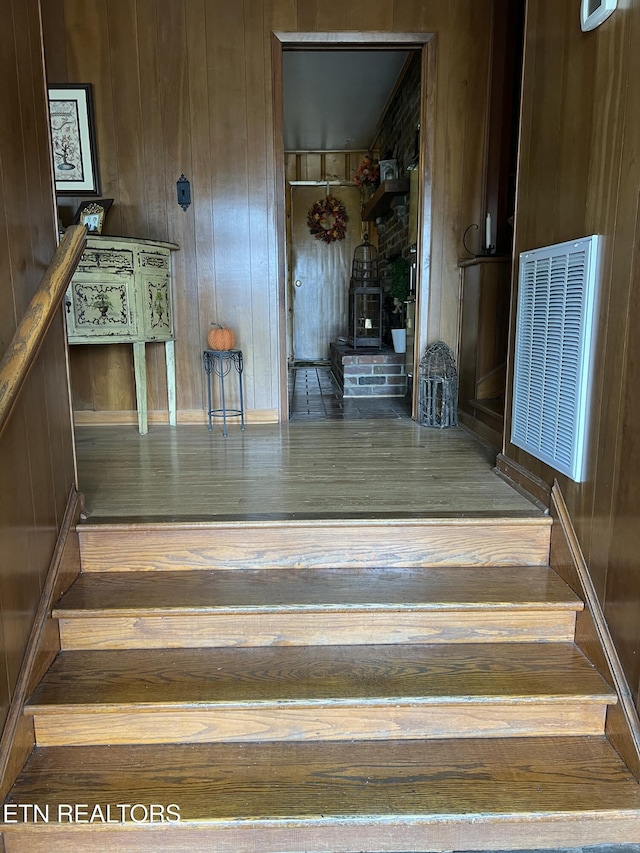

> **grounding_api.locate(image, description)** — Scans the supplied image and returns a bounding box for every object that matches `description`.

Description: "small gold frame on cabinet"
[73,198,113,234]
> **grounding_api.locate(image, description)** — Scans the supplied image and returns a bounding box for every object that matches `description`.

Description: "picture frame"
[48,84,100,195]
[73,199,113,234]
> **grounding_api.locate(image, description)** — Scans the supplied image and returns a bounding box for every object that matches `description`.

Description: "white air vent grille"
[511,235,600,482]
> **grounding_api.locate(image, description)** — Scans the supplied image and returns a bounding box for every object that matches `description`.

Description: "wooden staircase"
[3,516,640,852]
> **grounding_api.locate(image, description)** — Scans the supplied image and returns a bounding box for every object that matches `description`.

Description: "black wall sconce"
[177,174,191,211]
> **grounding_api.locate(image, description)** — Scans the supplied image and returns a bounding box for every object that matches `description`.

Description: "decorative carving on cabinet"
[73,282,130,329]
[146,281,171,332]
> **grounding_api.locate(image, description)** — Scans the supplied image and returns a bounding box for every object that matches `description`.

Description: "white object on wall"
[511,235,601,482]
[581,0,616,32]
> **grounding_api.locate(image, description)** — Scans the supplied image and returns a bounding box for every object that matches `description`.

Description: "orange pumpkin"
[208,323,236,351]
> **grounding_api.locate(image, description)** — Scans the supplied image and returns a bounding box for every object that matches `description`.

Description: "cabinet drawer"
[78,247,134,274]
[66,275,137,342]
[139,250,170,272]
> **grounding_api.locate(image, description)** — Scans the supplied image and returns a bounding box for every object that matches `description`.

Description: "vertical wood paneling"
[584,10,633,590]
[40,0,68,83]
[61,1,120,229]
[13,0,54,294]
[439,1,492,346]
[0,0,75,735]
[504,0,640,708]
[602,5,640,703]
[349,0,393,31]
[41,312,76,516]
[245,0,279,412]
[314,0,348,33]
[45,0,495,422]
[295,1,319,32]
[206,0,252,412]
[421,4,448,347]
[108,3,148,237]
[0,2,36,321]
[157,0,197,417]
[185,0,215,415]
[0,23,18,353]
[267,0,297,32]
[61,0,135,412]
[607,188,640,699]
[0,407,37,692]
[392,0,427,32]
[135,0,169,412]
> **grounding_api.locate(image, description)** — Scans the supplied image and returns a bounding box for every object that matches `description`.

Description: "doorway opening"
[274,35,434,423]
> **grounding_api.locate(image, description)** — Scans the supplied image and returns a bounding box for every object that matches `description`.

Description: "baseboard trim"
[551,481,640,779]
[0,486,82,799]
[496,452,551,508]
[73,409,280,426]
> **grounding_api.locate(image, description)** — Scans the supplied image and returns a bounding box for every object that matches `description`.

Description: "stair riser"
[77,520,551,571]
[30,703,607,746]
[7,816,640,853]
[57,611,578,650]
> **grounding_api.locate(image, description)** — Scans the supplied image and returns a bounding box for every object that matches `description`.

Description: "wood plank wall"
[0,0,76,734]
[503,0,640,709]
[41,0,494,423]
[284,152,369,185]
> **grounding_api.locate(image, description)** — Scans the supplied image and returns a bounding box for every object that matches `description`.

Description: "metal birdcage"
[351,233,381,279]
[419,341,458,428]
[348,235,383,348]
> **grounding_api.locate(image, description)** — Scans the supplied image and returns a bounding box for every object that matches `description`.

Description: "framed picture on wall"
[48,84,100,195]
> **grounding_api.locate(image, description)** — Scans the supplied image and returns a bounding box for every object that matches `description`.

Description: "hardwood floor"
[75,421,540,520]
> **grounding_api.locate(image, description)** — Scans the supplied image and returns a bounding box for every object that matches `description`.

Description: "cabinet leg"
[165,340,177,426]
[132,342,148,435]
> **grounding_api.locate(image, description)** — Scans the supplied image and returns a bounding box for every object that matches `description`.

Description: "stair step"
[54,566,581,648]
[3,737,640,852]
[76,516,552,571]
[25,644,615,745]
[471,397,505,424]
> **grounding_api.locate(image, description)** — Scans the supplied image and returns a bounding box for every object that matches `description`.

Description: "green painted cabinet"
[65,236,179,434]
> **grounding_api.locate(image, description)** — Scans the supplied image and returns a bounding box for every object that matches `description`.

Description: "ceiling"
[282,50,410,152]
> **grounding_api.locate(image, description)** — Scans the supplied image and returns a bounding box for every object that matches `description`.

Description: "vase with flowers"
[353,153,380,209]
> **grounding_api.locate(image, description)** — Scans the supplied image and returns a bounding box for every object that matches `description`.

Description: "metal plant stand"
[203,349,245,436]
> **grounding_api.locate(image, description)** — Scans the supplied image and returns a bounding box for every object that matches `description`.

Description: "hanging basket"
[419,342,458,429]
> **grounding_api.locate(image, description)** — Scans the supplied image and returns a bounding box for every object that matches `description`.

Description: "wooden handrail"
[0,225,87,438]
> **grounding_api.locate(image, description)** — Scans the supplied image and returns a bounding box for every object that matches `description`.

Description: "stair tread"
[54,566,582,616]
[27,643,615,709]
[6,737,640,821]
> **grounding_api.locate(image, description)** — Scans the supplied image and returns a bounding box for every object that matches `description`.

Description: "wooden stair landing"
[75,516,552,570]
[3,516,640,852]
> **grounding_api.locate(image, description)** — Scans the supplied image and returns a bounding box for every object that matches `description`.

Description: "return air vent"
[511,235,600,482]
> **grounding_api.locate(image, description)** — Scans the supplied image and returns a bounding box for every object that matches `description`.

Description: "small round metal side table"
[203,349,245,436]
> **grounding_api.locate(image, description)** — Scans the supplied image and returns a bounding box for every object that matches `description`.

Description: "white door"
[290,184,362,362]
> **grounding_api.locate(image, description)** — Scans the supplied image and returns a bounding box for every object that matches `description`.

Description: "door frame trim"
[272,31,436,421]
